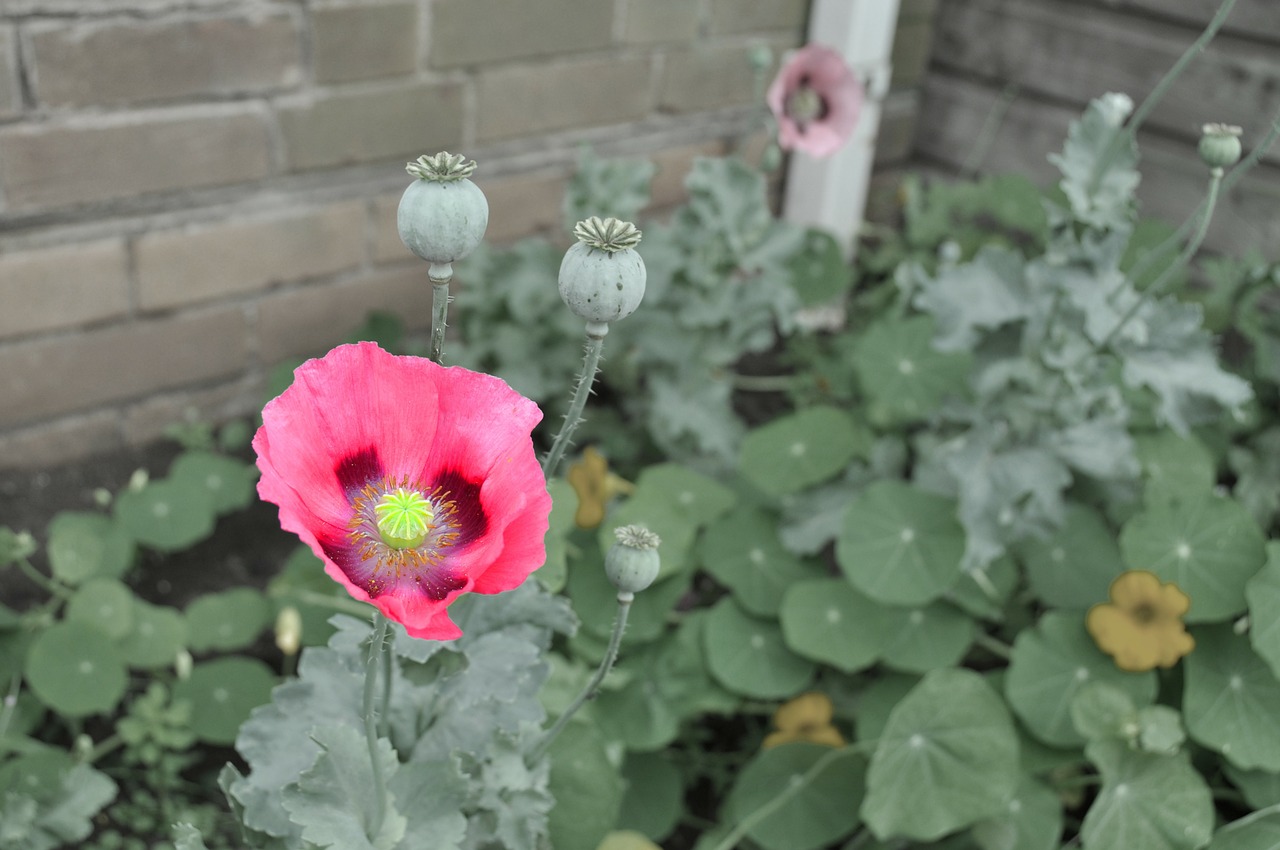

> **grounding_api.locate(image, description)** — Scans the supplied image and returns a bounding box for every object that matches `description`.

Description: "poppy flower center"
[786,83,826,127]
[345,477,462,592]
[375,487,435,549]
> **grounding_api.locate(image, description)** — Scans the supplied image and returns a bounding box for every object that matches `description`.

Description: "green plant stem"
[0,675,20,741]
[362,613,391,840]
[530,593,631,763]
[972,631,1014,660]
[1097,168,1222,352]
[708,742,877,850]
[87,734,125,764]
[541,329,606,479]
[428,262,453,365]
[1086,0,1238,194]
[730,373,797,392]
[15,557,70,600]
[379,633,393,741]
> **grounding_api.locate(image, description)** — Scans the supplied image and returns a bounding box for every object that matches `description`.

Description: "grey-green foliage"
[220,579,576,850]
[561,149,654,233]
[893,92,1250,571]
[0,753,117,850]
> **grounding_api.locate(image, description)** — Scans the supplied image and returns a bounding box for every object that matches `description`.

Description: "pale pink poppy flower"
[767,44,863,158]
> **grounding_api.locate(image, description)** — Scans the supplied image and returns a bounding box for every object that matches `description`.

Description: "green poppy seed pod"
[605,524,661,598]
[558,217,647,335]
[398,152,489,264]
[1198,124,1243,170]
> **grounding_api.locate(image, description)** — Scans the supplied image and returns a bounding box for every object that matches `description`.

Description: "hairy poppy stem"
[428,263,453,365]
[530,593,631,763]
[542,329,606,479]
[362,613,391,839]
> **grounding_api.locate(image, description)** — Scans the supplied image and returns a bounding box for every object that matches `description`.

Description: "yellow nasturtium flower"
[566,446,633,529]
[762,692,845,750]
[1086,570,1195,672]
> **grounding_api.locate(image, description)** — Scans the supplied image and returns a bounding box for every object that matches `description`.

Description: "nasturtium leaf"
[185,588,272,653]
[65,578,134,639]
[1134,432,1216,501]
[878,601,975,673]
[598,493,696,582]
[173,657,277,745]
[788,228,855,306]
[25,622,127,717]
[1206,808,1280,850]
[617,753,682,842]
[739,407,867,496]
[861,669,1020,841]
[1080,739,1213,850]
[853,315,972,426]
[1183,624,1280,771]
[538,478,577,593]
[631,464,736,527]
[169,450,257,515]
[971,776,1062,850]
[1005,612,1156,748]
[46,512,134,584]
[114,477,216,552]
[1018,503,1125,609]
[1136,705,1186,756]
[1224,765,1280,809]
[700,508,824,617]
[1070,680,1139,743]
[852,672,920,744]
[779,578,887,673]
[281,724,407,850]
[1119,492,1266,622]
[1246,543,1280,679]
[594,671,682,752]
[946,554,1018,621]
[703,598,815,699]
[724,743,865,850]
[117,600,187,669]
[836,481,965,606]
[547,721,624,850]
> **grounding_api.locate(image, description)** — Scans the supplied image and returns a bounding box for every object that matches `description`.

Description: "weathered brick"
[648,140,725,210]
[26,13,302,109]
[708,0,809,35]
[0,239,131,339]
[313,3,418,84]
[657,43,776,113]
[875,91,920,166]
[480,171,568,242]
[0,412,122,471]
[276,83,463,171]
[136,201,367,312]
[372,192,409,264]
[255,267,432,363]
[890,11,936,91]
[429,0,613,67]
[621,0,700,45]
[0,308,250,427]
[121,377,261,448]
[0,106,272,210]
[0,27,20,120]
[476,56,652,143]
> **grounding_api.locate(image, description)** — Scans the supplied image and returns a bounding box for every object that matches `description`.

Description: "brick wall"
[913,0,1280,257]
[0,0,815,470]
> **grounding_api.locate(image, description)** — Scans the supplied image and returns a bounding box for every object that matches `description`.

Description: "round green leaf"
[547,720,624,850]
[594,672,682,752]
[724,743,865,850]
[617,753,682,842]
[1224,765,1280,809]
[853,315,971,427]
[780,579,887,673]
[971,776,1063,850]
[118,600,187,669]
[700,508,824,617]
[703,598,815,699]
[46,512,135,584]
[1184,624,1280,771]
[630,464,736,527]
[185,588,271,653]
[1081,739,1213,850]
[740,407,867,495]
[1246,542,1280,679]
[25,622,127,717]
[861,669,1020,841]
[172,657,277,745]
[1134,432,1216,501]
[169,451,257,515]
[65,578,135,639]
[837,481,965,606]
[788,228,855,306]
[1206,808,1280,850]
[1018,503,1125,608]
[852,672,920,745]
[1119,494,1266,622]
[114,477,216,552]
[1005,612,1156,747]
[879,601,974,674]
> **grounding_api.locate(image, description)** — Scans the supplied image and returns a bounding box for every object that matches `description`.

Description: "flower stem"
[529,593,631,763]
[708,743,876,850]
[379,632,393,741]
[0,675,20,741]
[972,631,1014,660]
[362,613,391,840]
[428,263,453,365]
[541,328,606,479]
[15,557,70,600]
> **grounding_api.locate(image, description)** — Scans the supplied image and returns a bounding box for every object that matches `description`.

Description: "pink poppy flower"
[767,44,863,158]
[253,342,550,641]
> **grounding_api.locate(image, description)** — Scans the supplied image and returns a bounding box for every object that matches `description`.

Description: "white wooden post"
[782,0,901,258]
